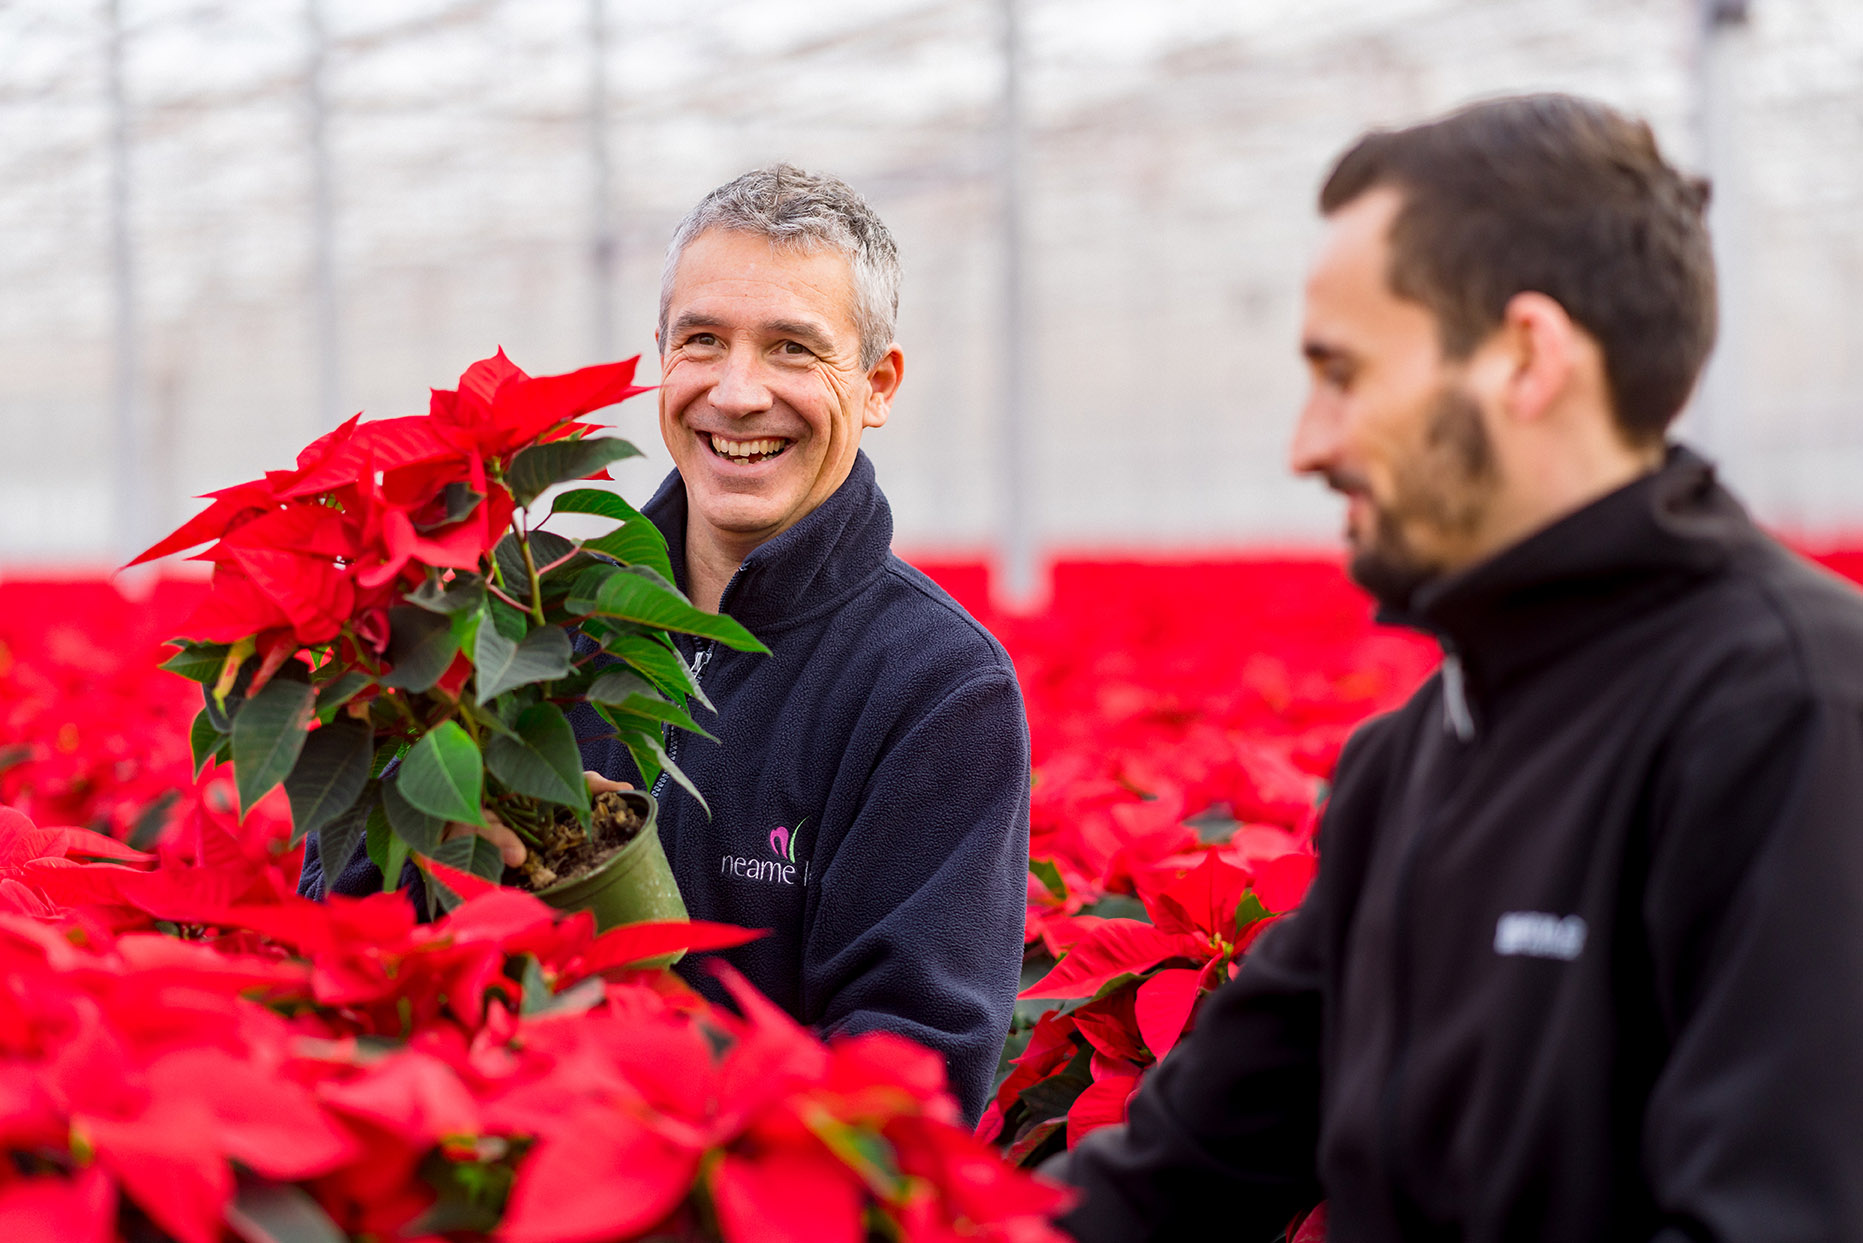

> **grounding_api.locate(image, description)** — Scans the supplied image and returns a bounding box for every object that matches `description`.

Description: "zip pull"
[1441,651,1476,742]
[653,639,716,802]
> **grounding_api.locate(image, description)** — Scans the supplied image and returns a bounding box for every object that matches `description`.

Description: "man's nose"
[709,348,774,416]
[1288,397,1340,477]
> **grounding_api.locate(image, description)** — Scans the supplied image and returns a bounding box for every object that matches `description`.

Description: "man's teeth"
[710,434,790,461]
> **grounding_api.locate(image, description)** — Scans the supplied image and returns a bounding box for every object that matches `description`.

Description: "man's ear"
[1496,292,1584,426]
[863,344,905,429]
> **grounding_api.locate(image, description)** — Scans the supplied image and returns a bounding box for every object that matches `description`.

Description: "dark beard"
[1345,384,1498,610]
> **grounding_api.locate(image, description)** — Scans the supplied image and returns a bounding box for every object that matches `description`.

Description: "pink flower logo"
[769,818,807,862]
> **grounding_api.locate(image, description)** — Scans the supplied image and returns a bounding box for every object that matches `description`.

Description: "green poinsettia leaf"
[492,531,576,606]
[382,768,447,853]
[1234,891,1271,932]
[314,779,380,881]
[485,702,590,818]
[1030,857,1069,902]
[364,797,410,892]
[229,679,317,821]
[283,718,373,844]
[473,620,573,704]
[590,627,712,712]
[227,1173,347,1243]
[407,574,488,616]
[420,836,508,915]
[602,712,709,819]
[585,667,657,705]
[598,694,716,745]
[507,437,644,509]
[551,487,676,583]
[160,641,232,685]
[189,709,229,778]
[314,671,374,722]
[564,562,621,616]
[395,721,485,827]
[413,481,483,533]
[379,606,460,693]
[590,566,768,653]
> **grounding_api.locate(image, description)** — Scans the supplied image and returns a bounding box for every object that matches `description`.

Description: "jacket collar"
[641,449,894,634]
[1390,444,1752,704]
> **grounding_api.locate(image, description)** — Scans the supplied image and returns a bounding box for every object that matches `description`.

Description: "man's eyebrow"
[669,311,725,337]
[765,319,835,351]
[1302,338,1351,366]
[666,312,836,353]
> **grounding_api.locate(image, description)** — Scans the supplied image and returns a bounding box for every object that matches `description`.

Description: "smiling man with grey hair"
[660,163,902,372]
[571,163,1032,1124]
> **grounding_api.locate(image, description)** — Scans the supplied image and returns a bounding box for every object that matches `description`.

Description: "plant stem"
[485,583,529,613]
[383,690,424,735]
[490,796,548,849]
[534,548,582,576]
[515,517,548,629]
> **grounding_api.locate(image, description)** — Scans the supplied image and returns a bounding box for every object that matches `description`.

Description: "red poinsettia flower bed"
[915,560,1442,1172]
[0,781,1069,1242]
[0,574,1069,1241]
[0,579,205,844]
[5,547,1859,1239]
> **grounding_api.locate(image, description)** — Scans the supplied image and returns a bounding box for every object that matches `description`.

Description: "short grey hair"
[659,164,901,370]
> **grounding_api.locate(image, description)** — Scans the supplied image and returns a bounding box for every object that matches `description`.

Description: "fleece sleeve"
[800,670,1031,1126]
[1056,862,1328,1242]
[1642,689,1863,1242]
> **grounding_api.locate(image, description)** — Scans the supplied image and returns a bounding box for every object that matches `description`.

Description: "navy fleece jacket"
[301,451,1030,1123]
[574,451,1029,1123]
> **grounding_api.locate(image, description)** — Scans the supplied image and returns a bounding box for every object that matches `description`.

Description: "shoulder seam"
[882,559,1014,665]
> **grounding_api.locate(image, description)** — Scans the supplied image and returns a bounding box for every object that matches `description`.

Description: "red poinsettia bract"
[130,349,649,654]
[0,796,1070,1242]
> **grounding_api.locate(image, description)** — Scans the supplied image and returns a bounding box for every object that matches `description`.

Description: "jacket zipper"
[1379,643,1477,1230]
[651,640,712,800]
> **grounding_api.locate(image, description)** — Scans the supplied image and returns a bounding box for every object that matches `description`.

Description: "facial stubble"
[1344,383,1499,608]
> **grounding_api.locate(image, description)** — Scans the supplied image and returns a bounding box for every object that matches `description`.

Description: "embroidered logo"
[1494,911,1587,961]
[721,818,809,887]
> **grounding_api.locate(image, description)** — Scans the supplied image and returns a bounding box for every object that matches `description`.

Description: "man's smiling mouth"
[707,433,793,465]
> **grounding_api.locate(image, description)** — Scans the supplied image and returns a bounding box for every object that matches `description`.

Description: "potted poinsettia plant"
[132,348,766,926]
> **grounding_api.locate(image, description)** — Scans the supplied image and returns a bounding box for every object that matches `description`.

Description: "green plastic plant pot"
[535,791,689,946]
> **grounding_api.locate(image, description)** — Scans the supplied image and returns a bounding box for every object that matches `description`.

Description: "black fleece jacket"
[568,451,1029,1124]
[1062,447,1863,1241]
[301,453,1030,1124]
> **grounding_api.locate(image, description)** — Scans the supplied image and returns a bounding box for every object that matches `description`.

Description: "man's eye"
[779,341,813,357]
[684,333,720,348]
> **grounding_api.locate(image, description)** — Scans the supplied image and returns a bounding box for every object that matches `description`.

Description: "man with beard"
[1057,94,1863,1241]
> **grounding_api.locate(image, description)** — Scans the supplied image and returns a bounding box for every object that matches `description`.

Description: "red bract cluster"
[12,550,1857,1238]
[0,792,1071,1242]
[0,580,207,842]
[927,560,1441,1171]
[131,349,647,657]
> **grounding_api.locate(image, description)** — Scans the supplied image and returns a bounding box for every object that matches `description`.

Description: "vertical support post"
[587,0,617,362]
[1690,0,1752,492]
[996,0,1039,608]
[306,0,340,432]
[105,0,148,563]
